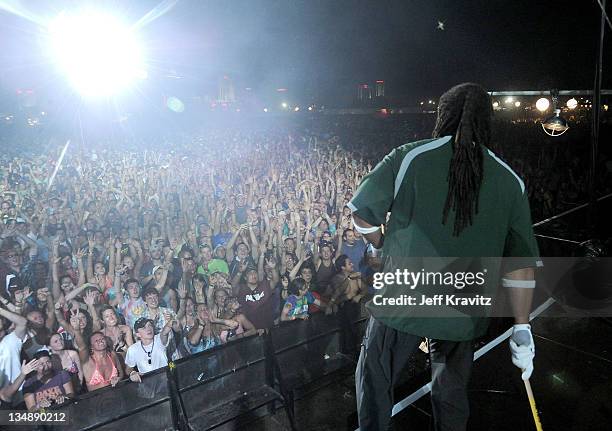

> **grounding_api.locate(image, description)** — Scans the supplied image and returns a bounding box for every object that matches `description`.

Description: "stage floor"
[251,303,612,430]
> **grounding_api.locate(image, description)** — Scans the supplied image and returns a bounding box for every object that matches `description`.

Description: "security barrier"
[44,307,369,431]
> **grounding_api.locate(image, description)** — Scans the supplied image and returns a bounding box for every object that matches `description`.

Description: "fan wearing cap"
[23,349,74,411]
[125,316,173,381]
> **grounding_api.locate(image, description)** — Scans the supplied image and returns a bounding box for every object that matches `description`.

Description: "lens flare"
[48,11,146,97]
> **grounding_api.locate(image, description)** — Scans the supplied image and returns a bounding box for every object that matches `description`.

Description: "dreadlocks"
[432,83,492,236]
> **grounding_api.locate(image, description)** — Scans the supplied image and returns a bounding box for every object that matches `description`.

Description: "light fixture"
[47,11,146,98]
[514,101,521,107]
[566,98,578,109]
[541,90,569,136]
[535,98,550,112]
[492,101,499,108]
[505,96,514,104]
[542,109,569,136]
[281,102,288,109]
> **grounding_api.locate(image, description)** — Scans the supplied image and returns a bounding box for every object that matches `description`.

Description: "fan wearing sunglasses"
[125,315,173,382]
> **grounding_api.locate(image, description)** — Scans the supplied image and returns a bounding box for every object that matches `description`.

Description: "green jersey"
[349,136,540,341]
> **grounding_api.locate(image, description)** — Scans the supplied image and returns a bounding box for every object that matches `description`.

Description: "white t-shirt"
[0,332,25,389]
[125,334,169,374]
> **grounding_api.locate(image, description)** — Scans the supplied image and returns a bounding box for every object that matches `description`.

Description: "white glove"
[509,323,535,380]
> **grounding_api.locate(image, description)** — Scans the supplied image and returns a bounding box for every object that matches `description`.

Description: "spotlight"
[48,11,146,97]
[514,101,521,107]
[308,106,313,111]
[492,101,499,108]
[535,98,550,112]
[281,102,288,109]
[505,97,514,104]
[294,106,300,112]
[566,98,578,110]
[542,109,569,136]
[263,108,268,113]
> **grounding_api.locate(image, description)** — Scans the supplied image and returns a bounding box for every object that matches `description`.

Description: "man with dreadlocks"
[349,83,540,430]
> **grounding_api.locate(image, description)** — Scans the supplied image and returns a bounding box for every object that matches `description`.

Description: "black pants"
[338,300,362,356]
[356,317,474,431]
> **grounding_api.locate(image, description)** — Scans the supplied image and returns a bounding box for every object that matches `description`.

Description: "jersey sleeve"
[503,190,541,272]
[348,150,397,226]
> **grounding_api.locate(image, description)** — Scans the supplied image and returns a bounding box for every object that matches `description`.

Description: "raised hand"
[19,286,32,302]
[239,260,249,273]
[163,311,173,327]
[84,290,97,306]
[267,256,277,269]
[55,296,65,310]
[21,358,39,376]
[69,308,82,331]
[177,284,187,300]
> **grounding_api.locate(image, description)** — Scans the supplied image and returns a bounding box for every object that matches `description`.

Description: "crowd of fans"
[0,113,607,411]
[0,123,380,411]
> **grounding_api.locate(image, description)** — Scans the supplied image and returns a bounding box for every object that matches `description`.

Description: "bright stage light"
[566,98,578,110]
[492,101,499,108]
[281,102,288,109]
[505,97,514,104]
[535,98,550,112]
[514,101,521,107]
[48,11,146,97]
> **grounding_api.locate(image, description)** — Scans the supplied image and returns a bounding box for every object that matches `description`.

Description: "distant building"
[357,84,371,101]
[218,75,235,103]
[375,80,385,97]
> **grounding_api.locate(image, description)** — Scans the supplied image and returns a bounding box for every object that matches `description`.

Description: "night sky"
[0,0,610,105]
